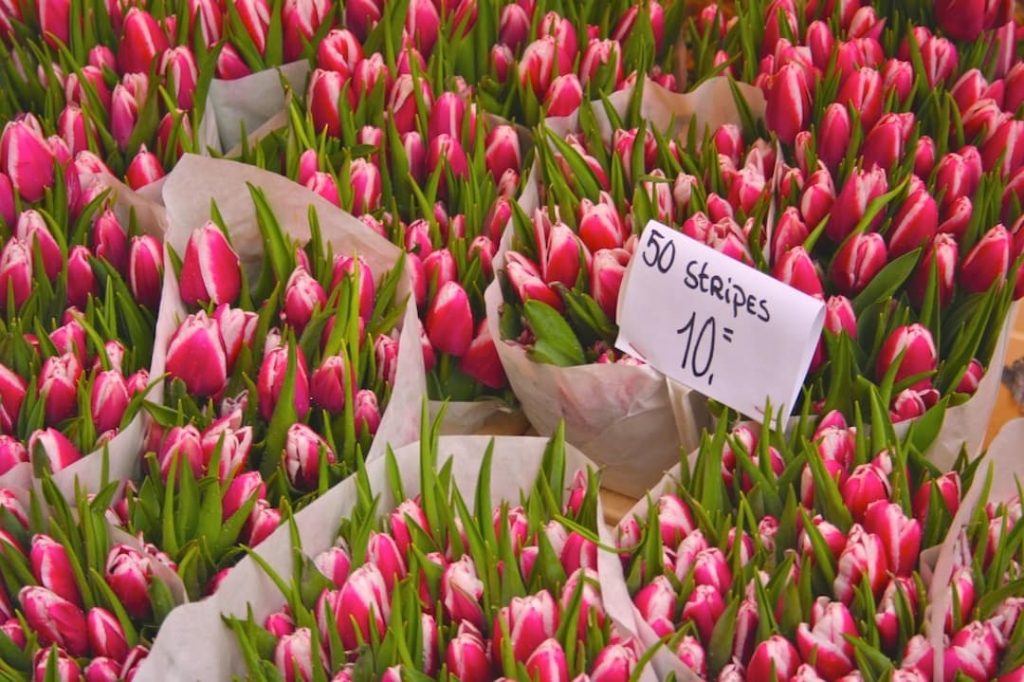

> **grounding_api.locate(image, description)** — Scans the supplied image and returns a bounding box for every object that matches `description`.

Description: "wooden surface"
[475,307,1024,525]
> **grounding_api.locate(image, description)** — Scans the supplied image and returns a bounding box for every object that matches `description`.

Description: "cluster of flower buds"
[230,423,649,682]
[0,486,179,682]
[506,3,676,119]
[618,404,1019,681]
[153,194,403,579]
[0,179,157,477]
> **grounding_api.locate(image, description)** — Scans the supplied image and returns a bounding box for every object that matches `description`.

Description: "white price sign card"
[615,221,826,421]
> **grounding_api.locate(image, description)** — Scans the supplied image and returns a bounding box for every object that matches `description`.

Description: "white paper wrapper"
[153,154,425,464]
[486,77,765,497]
[427,398,523,435]
[926,416,1024,678]
[136,435,651,681]
[199,61,310,154]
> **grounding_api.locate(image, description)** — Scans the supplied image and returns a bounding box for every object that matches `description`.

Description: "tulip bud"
[158,425,205,479]
[525,639,568,682]
[447,631,490,682]
[221,471,265,521]
[863,500,921,576]
[0,363,26,434]
[485,125,521,183]
[405,0,440,54]
[460,321,507,389]
[38,353,81,426]
[818,104,851,173]
[257,345,310,421]
[830,232,887,296]
[921,35,958,88]
[333,563,390,650]
[960,224,1011,293]
[747,635,800,680]
[796,599,858,680]
[28,428,81,473]
[838,67,883,130]
[166,311,228,398]
[1,117,56,203]
[281,266,326,333]
[90,370,129,435]
[0,435,27,474]
[913,136,937,178]
[20,585,88,656]
[272,627,317,682]
[774,247,824,298]
[104,545,153,620]
[983,119,1024,178]
[283,423,334,491]
[118,9,168,74]
[31,535,81,607]
[127,235,163,310]
[909,233,958,307]
[317,28,362,75]
[352,388,381,437]
[519,36,557,96]
[827,166,888,241]
[833,524,888,603]
[801,169,836,230]
[426,281,474,357]
[87,607,129,663]
[331,255,376,320]
[765,64,810,145]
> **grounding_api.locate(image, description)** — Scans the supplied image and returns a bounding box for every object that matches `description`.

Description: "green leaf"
[522,300,585,366]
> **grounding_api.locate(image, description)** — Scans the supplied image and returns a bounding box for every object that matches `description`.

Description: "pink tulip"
[0,118,55,202]
[166,311,228,398]
[426,281,474,357]
[748,635,800,681]
[876,324,937,389]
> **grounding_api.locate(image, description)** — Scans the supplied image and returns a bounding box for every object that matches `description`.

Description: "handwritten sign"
[615,221,826,421]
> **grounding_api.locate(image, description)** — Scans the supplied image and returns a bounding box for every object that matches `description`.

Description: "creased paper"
[155,154,425,463]
[136,435,652,682]
[202,61,310,154]
[487,77,763,496]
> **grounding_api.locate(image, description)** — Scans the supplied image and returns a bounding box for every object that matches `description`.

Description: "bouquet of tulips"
[117,155,423,589]
[0,477,186,681]
[136,409,649,681]
[612,396,1024,681]
[484,74,764,496]
[0,152,163,495]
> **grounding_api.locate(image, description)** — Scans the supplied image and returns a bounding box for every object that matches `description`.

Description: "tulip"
[447,632,490,682]
[963,98,1009,146]
[0,363,26,434]
[91,370,129,435]
[801,170,835,231]
[38,353,81,426]
[519,36,557,96]
[581,38,623,90]
[525,639,568,682]
[405,0,440,53]
[222,471,265,521]
[428,134,470,193]
[485,125,521,185]
[494,591,559,665]
[863,500,921,577]
[460,321,507,389]
[765,64,810,145]
[20,585,88,655]
[748,635,800,681]
[312,546,350,587]
[0,436,27,474]
[837,67,883,130]
[334,563,390,650]
[348,158,382,215]
[0,173,13,227]
[681,585,725,643]
[935,153,978,213]
[330,255,375,321]
[245,499,281,546]
[353,389,381,436]
[179,223,242,307]
[962,223,1011,292]
[283,423,334,491]
[87,608,129,663]
[158,424,205,480]
[308,69,348,137]
[257,345,310,421]
[983,119,1024,178]
[426,281,473,357]
[796,599,858,680]
[774,247,824,298]
[827,166,887,242]
[282,267,326,332]
[273,627,316,682]
[343,0,380,40]
[38,0,70,44]
[818,104,851,173]
[166,311,228,398]
[909,233,958,307]
[118,9,168,74]
[888,188,938,259]
[0,118,55,202]
[545,74,584,117]
[28,428,81,473]
[214,305,258,373]
[441,554,485,629]
[833,524,887,603]
[110,85,139,152]
[317,28,362,74]
[14,211,60,283]
[262,610,295,640]
[830,232,887,296]
[311,355,353,414]
[634,575,677,631]
[30,535,81,607]
[876,324,937,389]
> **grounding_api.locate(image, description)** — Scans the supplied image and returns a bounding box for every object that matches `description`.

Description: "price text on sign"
[615,221,826,421]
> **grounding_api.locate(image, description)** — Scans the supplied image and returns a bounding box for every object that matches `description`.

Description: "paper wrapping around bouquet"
[197,61,311,155]
[486,77,764,497]
[136,435,652,682]
[153,154,425,464]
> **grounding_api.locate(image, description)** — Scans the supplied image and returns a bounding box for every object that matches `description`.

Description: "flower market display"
[0,0,1020,680]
